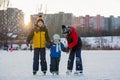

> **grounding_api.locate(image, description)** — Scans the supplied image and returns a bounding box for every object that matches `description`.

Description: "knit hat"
[53,34,61,40]
[61,25,71,35]
[36,15,44,24]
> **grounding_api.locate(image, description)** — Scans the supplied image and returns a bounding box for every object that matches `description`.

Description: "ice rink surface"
[0,50,120,80]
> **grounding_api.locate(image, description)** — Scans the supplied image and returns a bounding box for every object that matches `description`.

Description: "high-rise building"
[104,17,109,31]
[0,8,24,35]
[0,8,24,45]
[108,16,115,33]
[85,15,90,28]
[30,12,73,38]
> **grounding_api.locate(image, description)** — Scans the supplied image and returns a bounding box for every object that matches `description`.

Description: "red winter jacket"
[67,26,78,49]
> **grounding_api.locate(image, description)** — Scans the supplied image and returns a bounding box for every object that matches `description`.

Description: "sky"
[9,0,120,24]
[10,0,120,17]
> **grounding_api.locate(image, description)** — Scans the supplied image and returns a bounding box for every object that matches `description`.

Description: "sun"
[24,13,30,25]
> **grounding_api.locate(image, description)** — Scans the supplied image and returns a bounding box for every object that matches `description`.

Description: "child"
[62,25,83,75]
[47,34,67,75]
[26,16,51,75]
[10,44,13,52]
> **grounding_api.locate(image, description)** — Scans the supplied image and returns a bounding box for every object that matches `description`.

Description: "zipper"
[40,31,41,48]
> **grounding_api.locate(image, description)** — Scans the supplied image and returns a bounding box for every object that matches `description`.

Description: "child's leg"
[40,48,47,72]
[55,58,60,75]
[67,50,75,71]
[75,49,83,71]
[50,57,56,73]
[33,48,40,72]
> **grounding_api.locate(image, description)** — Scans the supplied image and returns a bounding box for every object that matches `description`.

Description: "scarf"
[56,42,61,52]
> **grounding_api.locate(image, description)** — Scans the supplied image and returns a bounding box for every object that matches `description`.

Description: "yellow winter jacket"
[27,25,50,48]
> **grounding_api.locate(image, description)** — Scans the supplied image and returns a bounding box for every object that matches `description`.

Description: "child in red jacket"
[62,25,83,75]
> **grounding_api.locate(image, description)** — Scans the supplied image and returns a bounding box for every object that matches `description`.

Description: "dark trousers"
[67,48,83,71]
[50,57,60,73]
[33,48,47,72]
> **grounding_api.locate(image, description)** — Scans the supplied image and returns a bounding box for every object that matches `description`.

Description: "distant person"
[47,34,67,75]
[30,44,32,52]
[61,25,83,75]
[26,16,51,75]
[4,44,8,51]
[10,44,13,52]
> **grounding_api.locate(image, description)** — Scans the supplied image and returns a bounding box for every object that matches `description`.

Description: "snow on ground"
[82,36,120,48]
[7,36,120,50]
[0,50,120,80]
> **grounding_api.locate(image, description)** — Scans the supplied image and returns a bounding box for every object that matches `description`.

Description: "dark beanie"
[61,25,71,35]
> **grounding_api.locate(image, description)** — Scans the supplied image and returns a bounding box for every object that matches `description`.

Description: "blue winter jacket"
[47,42,66,58]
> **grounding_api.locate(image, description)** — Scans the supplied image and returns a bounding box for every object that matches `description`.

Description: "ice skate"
[33,71,37,75]
[51,72,55,75]
[42,71,46,75]
[66,70,72,75]
[55,71,59,75]
[51,71,59,76]
[74,70,83,75]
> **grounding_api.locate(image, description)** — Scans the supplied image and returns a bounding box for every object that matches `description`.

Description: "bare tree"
[0,0,10,49]
[0,0,4,7]
[0,0,10,9]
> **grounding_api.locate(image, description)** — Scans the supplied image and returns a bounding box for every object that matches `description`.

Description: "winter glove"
[46,42,52,49]
[65,47,70,54]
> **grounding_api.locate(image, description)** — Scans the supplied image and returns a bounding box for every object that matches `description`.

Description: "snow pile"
[82,36,120,48]
[4,36,120,50]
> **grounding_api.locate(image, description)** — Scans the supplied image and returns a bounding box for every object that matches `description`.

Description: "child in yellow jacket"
[27,16,50,75]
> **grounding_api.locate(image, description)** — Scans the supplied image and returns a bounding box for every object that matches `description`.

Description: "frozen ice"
[0,50,120,80]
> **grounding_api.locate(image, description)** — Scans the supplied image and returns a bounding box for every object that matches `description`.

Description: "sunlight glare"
[24,14,30,25]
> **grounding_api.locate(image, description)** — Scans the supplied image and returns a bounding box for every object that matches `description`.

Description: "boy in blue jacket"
[47,34,67,75]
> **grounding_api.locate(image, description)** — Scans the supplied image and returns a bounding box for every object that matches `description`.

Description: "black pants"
[67,48,83,71]
[50,57,60,73]
[33,48,47,72]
